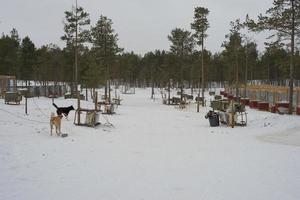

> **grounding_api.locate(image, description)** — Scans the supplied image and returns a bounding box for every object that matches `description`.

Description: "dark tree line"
[0,0,299,99]
[0,27,299,87]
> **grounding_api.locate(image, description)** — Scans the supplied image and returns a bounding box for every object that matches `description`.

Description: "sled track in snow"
[257,127,300,147]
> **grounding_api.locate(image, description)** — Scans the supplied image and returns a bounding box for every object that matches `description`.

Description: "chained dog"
[50,112,63,136]
[52,103,74,119]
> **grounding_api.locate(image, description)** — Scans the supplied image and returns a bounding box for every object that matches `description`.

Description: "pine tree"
[168,28,195,100]
[61,3,90,94]
[0,29,20,76]
[191,7,209,108]
[35,44,64,83]
[19,36,36,85]
[82,54,103,90]
[222,19,243,97]
[261,43,289,82]
[90,15,122,102]
[246,0,300,114]
[168,28,195,56]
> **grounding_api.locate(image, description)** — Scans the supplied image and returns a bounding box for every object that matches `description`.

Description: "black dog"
[52,103,74,119]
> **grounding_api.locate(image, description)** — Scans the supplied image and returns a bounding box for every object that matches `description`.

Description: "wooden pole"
[25,96,28,115]
[197,81,200,112]
[108,79,111,103]
[297,90,299,106]
[201,35,205,107]
[77,91,80,125]
[95,91,98,110]
[288,0,295,114]
[168,79,171,105]
[86,88,88,101]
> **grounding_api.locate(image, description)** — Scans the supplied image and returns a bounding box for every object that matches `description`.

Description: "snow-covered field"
[0,88,300,200]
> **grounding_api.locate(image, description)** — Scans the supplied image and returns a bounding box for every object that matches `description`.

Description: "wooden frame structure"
[0,75,17,97]
[74,92,101,127]
[4,92,22,105]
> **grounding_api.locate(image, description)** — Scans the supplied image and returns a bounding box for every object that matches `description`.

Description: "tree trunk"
[235,40,239,98]
[108,79,111,103]
[201,36,205,107]
[151,68,154,99]
[288,0,295,114]
[180,85,183,101]
[244,46,248,98]
[168,78,171,105]
[104,80,107,100]
[197,82,200,112]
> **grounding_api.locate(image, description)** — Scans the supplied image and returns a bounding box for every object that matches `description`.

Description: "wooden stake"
[95,91,98,110]
[25,97,28,115]
[77,91,80,125]
[297,90,299,106]
[86,88,88,101]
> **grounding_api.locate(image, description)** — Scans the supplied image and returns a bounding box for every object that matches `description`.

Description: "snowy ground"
[0,88,300,200]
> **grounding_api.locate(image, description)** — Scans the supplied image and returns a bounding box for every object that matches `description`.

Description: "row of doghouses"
[223,84,300,115]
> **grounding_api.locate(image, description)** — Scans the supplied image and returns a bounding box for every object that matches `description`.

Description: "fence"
[225,84,300,107]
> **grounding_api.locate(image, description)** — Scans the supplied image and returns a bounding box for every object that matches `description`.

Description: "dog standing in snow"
[52,103,74,119]
[50,112,63,136]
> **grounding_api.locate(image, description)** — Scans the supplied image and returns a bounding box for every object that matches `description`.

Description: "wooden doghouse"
[258,102,269,111]
[296,106,300,115]
[0,75,17,97]
[240,98,250,105]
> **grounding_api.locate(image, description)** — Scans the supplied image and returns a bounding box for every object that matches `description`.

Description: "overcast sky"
[0,0,274,55]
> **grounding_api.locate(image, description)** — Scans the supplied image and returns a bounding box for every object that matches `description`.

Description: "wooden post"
[191,80,193,96]
[231,102,234,128]
[77,91,80,125]
[168,79,171,105]
[273,90,275,105]
[94,91,98,126]
[108,79,111,103]
[86,88,88,101]
[25,97,28,115]
[180,86,183,102]
[297,89,299,106]
[95,91,98,110]
[259,89,261,101]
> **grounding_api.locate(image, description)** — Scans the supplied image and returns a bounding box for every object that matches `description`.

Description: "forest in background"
[0,1,300,90]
